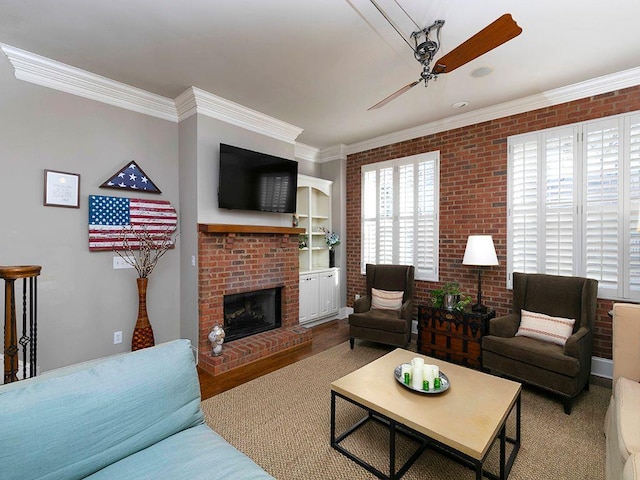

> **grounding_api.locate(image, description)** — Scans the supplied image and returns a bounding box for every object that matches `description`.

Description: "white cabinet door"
[319,270,339,317]
[299,273,319,324]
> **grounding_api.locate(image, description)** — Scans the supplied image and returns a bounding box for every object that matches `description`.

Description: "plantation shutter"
[361,152,439,281]
[509,134,539,283]
[584,118,620,295]
[627,114,640,297]
[508,111,640,301]
[543,128,577,276]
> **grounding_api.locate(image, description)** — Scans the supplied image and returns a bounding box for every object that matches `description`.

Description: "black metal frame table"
[330,349,521,480]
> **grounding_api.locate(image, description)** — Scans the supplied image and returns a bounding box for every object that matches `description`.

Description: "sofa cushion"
[85,424,273,480]
[0,339,204,480]
[515,309,575,346]
[482,334,579,377]
[349,309,406,333]
[371,288,404,311]
[616,377,640,459]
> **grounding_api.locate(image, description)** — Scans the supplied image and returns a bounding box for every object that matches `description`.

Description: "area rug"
[201,341,609,479]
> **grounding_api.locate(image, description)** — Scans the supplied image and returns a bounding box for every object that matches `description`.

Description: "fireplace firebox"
[223,287,282,343]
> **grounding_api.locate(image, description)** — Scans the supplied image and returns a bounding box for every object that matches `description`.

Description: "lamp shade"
[463,235,499,266]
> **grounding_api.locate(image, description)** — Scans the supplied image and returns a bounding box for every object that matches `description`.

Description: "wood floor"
[198,318,350,401]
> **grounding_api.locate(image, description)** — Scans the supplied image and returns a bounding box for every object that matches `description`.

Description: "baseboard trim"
[591,356,613,380]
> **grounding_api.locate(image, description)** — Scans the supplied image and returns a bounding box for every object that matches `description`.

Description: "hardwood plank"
[198,318,350,400]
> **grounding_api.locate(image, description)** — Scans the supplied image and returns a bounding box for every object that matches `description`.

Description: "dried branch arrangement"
[113,225,178,278]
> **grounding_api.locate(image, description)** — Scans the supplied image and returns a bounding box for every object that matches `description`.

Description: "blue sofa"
[0,339,274,480]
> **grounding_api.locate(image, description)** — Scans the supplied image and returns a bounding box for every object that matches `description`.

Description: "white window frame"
[507,111,640,301]
[361,151,440,281]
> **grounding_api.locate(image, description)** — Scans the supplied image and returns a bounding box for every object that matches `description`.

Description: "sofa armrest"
[354,295,371,313]
[563,326,590,359]
[624,452,640,480]
[488,313,520,337]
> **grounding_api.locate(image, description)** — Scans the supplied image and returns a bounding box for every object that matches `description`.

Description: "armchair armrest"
[354,296,371,313]
[563,327,591,359]
[488,313,520,337]
[400,300,414,321]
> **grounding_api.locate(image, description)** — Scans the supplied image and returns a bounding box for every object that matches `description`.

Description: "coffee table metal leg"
[389,420,396,478]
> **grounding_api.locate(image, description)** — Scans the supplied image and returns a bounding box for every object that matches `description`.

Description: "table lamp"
[463,235,499,313]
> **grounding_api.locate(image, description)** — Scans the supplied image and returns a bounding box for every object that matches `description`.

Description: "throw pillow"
[515,309,576,346]
[371,288,404,311]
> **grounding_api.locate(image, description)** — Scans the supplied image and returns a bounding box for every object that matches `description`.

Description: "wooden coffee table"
[331,348,521,480]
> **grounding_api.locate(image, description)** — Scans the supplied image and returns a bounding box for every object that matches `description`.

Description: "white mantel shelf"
[198,224,305,235]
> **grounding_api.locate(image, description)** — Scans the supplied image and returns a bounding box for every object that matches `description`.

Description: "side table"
[417,305,495,370]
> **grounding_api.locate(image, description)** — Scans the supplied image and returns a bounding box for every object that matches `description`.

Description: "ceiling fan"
[368,10,522,110]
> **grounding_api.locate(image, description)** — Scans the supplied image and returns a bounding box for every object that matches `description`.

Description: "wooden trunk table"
[331,349,521,480]
[417,305,495,369]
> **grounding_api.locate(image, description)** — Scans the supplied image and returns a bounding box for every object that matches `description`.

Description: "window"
[361,151,439,281]
[508,112,640,301]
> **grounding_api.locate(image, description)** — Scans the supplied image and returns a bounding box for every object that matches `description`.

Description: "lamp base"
[471,303,488,314]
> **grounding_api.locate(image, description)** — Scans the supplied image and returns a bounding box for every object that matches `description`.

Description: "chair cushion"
[616,377,640,459]
[349,309,407,333]
[371,288,404,311]
[515,309,575,346]
[482,334,580,377]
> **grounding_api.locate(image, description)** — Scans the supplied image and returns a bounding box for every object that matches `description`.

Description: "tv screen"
[218,143,298,213]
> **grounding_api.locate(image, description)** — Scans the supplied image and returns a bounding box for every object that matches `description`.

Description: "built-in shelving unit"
[296,175,332,272]
[296,175,339,326]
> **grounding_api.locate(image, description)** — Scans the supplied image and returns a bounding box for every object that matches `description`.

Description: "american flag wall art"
[88,195,177,251]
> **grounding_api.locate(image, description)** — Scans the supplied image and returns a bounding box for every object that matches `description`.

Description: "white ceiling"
[1,0,639,149]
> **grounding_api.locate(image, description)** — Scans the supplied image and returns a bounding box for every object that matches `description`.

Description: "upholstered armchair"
[349,264,415,349]
[482,272,598,414]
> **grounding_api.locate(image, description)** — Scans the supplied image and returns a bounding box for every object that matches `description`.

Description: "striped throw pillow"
[515,309,576,346]
[371,288,404,311]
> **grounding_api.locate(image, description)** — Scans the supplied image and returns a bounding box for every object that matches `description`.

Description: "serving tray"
[394,363,450,394]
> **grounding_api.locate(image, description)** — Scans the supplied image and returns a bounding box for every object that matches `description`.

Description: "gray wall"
[0,54,180,371]
[319,158,347,307]
[1,49,347,371]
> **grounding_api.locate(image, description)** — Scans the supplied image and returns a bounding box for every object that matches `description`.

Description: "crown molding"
[345,66,640,155]
[318,144,347,163]
[1,44,178,122]
[175,87,303,144]
[294,142,320,162]
[1,44,304,144]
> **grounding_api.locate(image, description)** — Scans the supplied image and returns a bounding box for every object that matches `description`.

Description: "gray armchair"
[482,272,598,414]
[349,264,414,349]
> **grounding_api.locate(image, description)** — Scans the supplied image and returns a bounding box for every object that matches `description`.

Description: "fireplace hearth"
[197,225,312,376]
[223,287,282,342]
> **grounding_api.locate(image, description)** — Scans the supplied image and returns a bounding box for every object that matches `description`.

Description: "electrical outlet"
[113,256,134,270]
[355,294,361,300]
[191,255,196,267]
[113,331,122,344]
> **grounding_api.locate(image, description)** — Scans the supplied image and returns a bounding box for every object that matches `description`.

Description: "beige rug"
[201,341,609,479]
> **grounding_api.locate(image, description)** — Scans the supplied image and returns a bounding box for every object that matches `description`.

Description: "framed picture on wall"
[43,169,81,208]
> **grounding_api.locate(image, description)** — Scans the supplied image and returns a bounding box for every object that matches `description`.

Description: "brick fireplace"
[197,224,311,376]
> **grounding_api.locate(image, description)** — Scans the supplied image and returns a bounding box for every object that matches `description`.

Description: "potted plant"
[431,282,471,311]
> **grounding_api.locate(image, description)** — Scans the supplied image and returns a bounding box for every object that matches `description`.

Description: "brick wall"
[346,85,640,360]
[198,230,311,375]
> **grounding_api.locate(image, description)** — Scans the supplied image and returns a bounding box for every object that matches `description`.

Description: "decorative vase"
[132,277,155,351]
[208,324,226,356]
[329,248,335,268]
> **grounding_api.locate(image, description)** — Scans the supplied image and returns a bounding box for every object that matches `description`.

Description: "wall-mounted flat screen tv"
[218,143,298,213]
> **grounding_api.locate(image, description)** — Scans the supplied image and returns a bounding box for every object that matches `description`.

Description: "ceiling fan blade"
[431,14,522,75]
[368,80,421,110]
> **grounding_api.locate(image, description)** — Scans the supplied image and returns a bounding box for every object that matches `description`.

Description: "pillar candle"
[423,364,434,389]
[401,364,411,381]
[411,357,424,390]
